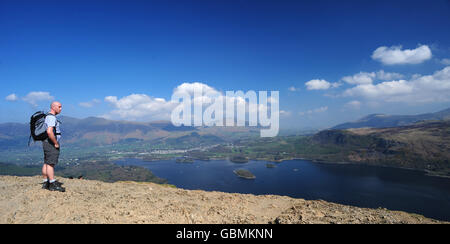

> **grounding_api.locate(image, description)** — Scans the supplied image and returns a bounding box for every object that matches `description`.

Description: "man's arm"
[47,127,59,148]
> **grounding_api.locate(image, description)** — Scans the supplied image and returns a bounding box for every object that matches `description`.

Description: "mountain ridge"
[332,108,450,129]
[311,120,450,177]
[0,115,259,147]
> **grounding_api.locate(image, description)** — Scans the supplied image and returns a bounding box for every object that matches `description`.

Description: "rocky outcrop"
[310,121,450,177]
[0,176,445,224]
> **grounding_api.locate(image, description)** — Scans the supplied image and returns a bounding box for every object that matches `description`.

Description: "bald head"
[50,101,62,115]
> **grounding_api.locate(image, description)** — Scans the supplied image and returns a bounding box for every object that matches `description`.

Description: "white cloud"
[288,86,298,92]
[375,70,404,80]
[441,58,450,65]
[371,45,432,65]
[5,93,18,101]
[299,106,328,116]
[343,80,413,99]
[343,66,450,103]
[79,99,101,108]
[305,79,339,90]
[103,94,177,121]
[22,91,54,107]
[341,70,405,85]
[305,79,330,90]
[173,82,221,98]
[345,100,362,110]
[342,72,376,85]
[104,96,118,104]
[279,110,292,117]
[103,82,279,123]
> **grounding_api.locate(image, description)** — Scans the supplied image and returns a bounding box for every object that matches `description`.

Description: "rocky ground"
[0,175,445,224]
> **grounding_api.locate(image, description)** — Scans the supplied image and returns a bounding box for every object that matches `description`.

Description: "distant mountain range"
[1,107,449,149]
[0,116,257,149]
[332,108,450,129]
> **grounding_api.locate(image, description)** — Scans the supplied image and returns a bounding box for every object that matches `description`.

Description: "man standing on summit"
[41,101,65,192]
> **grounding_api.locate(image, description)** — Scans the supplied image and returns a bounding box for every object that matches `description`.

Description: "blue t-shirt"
[45,114,61,142]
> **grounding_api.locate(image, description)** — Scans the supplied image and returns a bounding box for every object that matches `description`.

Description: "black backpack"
[28,111,56,145]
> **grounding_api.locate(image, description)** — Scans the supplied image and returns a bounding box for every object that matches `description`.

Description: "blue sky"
[1,0,450,129]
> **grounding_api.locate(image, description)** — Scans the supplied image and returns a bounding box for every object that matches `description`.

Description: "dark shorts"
[43,140,60,165]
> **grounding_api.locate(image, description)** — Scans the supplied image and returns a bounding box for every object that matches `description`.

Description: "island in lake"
[233,169,256,179]
[230,155,249,163]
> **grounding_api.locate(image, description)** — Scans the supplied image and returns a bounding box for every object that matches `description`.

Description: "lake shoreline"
[260,157,450,179]
[114,154,450,179]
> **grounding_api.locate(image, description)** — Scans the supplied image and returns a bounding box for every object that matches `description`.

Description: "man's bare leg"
[42,164,48,180]
[46,164,55,181]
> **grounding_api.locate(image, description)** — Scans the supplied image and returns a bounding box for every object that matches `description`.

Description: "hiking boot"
[52,180,64,187]
[48,181,65,192]
[42,181,49,190]
[43,180,63,188]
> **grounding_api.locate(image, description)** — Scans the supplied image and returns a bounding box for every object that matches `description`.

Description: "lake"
[114,158,450,221]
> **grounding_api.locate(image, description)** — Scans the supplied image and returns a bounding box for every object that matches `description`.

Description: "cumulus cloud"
[342,72,376,85]
[173,82,221,98]
[305,79,340,90]
[343,66,450,103]
[103,94,177,121]
[341,70,405,85]
[344,80,413,99]
[22,91,54,107]
[102,82,280,124]
[371,45,432,65]
[303,70,404,91]
[102,83,221,122]
[5,93,18,101]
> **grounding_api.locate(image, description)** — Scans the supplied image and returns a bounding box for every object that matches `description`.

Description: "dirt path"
[0,176,444,224]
